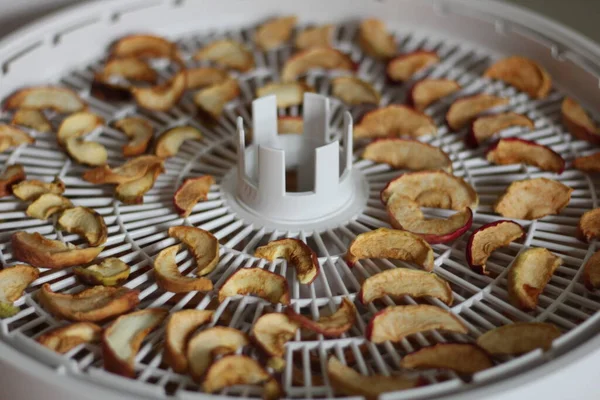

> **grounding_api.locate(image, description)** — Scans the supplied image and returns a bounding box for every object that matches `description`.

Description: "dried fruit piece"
[353,105,437,139]
[26,193,73,220]
[407,79,461,112]
[285,298,356,337]
[358,19,396,60]
[367,304,468,343]
[12,177,64,201]
[295,25,334,49]
[387,51,440,82]
[115,164,163,204]
[110,34,179,61]
[103,308,168,377]
[486,138,565,173]
[74,258,131,286]
[58,207,108,247]
[345,227,434,270]
[573,152,600,173]
[400,343,493,374]
[113,117,153,157]
[466,220,525,274]
[11,231,103,269]
[466,112,534,147]
[252,312,298,356]
[218,267,290,304]
[255,238,319,284]
[579,208,600,242]
[37,322,102,354]
[0,124,34,153]
[255,16,297,51]
[155,126,202,158]
[164,309,213,373]
[97,57,157,83]
[446,94,509,131]
[477,322,561,355]
[331,76,380,106]
[0,264,39,318]
[494,178,572,220]
[57,111,104,146]
[11,109,51,132]
[362,138,452,172]
[153,245,213,293]
[484,56,551,99]
[90,79,133,102]
[278,116,303,134]
[185,67,229,90]
[360,268,452,305]
[194,39,255,72]
[168,226,219,276]
[173,175,214,217]
[4,86,85,113]
[281,47,355,82]
[83,155,163,185]
[562,97,600,144]
[256,81,313,108]
[39,284,139,322]
[0,164,25,197]
[65,137,108,167]
[193,78,240,118]
[132,71,186,112]
[584,251,600,290]
[508,247,561,311]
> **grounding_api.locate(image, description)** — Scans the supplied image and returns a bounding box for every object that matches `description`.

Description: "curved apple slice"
[494,178,572,220]
[466,220,525,274]
[486,138,565,173]
[132,71,186,112]
[84,155,163,184]
[254,238,319,284]
[164,309,213,373]
[185,67,229,90]
[90,79,132,102]
[115,164,163,204]
[446,94,509,131]
[345,227,434,270]
[0,264,39,318]
[579,208,600,242]
[255,16,297,51]
[110,34,179,60]
[278,116,303,134]
[218,267,290,304]
[11,109,52,132]
[367,304,468,343]
[561,97,600,144]
[573,152,600,173]
[173,175,214,217]
[400,343,493,374]
[65,137,107,167]
[484,56,551,99]
[97,57,157,83]
[477,322,561,355]
[37,322,102,354]
[360,268,452,305]
[113,117,153,157]
[168,226,219,276]
[58,206,108,247]
[153,245,213,293]
[466,112,534,147]
[155,125,202,158]
[11,231,103,269]
[281,47,355,82]
[194,39,254,71]
[407,79,461,112]
[74,258,131,286]
[331,76,380,106]
[295,25,334,49]
[284,297,356,337]
[26,193,73,220]
[0,124,34,153]
[381,170,478,210]
[57,111,104,146]
[256,81,313,108]
[0,164,25,197]
[3,86,86,113]
[193,78,240,118]
[12,177,64,201]
[354,105,437,139]
[363,139,452,172]
[252,312,298,356]
[584,250,600,290]
[103,308,167,377]
[387,51,440,82]
[358,18,396,60]
[39,284,139,322]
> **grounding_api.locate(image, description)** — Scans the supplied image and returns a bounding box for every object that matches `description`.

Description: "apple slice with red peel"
[12,109,52,132]
[486,138,565,173]
[362,139,452,172]
[4,86,86,113]
[477,322,561,355]
[295,25,334,49]
[331,76,380,106]
[74,258,131,286]
[185,67,229,90]
[58,206,108,247]
[155,126,202,158]
[345,227,434,270]
[97,57,157,83]
[278,116,303,134]
[65,137,108,167]
[168,226,219,276]
[254,238,319,284]
[256,81,313,108]
[57,111,104,146]
[255,16,297,51]
[164,309,213,373]
[110,34,180,61]
[446,94,509,131]
[252,312,299,356]
[573,152,600,173]
[113,117,153,157]
[0,264,39,318]
[12,231,103,269]
[281,47,355,82]
[466,220,525,274]
[484,56,551,99]
[84,155,163,185]
[494,178,572,220]
[561,97,600,144]
[0,164,25,197]
[367,304,468,343]
[407,79,461,112]
[284,297,356,337]
[39,284,140,322]
[0,124,34,153]
[579,208,600,242]
[115,164,163,204]
[387,51,440,82]
[218,267,290,304]
[153,245,213,293]
[401,343,493,374]
[194,39,255,72]
[193,78,240,118]
[353,105,437,139]
[173,175,215,217]
[584,250,600,290]
[132,71,186,112]
[26,193,73,220]
[360,268,453,305]
[508,247,561,311]
[466,112,534,147]
[12,177,64,201]
[103,308,167,378]
[358,18,396,60]
[37,322,102,354]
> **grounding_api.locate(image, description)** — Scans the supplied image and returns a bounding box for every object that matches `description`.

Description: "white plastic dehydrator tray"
[1,0,600,399]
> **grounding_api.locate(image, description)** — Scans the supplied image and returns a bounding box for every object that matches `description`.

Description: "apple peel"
[284,297,356,337]
[331,76,380,106]
[484,56,551,99]
[486,138,565,173]
[74,258,131,286]
[281,47,355,82]
[354,105,437,139]
[407,79,461,112]
[400,343,493,374]
[446,94,509,131]
[255,238,319,284]
[218,267,290,304]
[37,322,102,354]
[466,220,525,274]
[0,264,39,318]
[153,245,213,293]
[477,322,561,355]
[164,309,213,373]
[173,175,214,217]
[387,51,440,82]
[494,178,572,220]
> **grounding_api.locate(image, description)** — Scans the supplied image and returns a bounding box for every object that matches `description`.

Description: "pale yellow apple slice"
[281,47,355,82]
[218,267,290,304]
[65,137,108,167]
[363,138,452,172]
[12,177,64,201]
[57,206,108,247]
[477,322,561,355]
[110,34,180,60]
[0,264,39,318]
[193,78,240,118]
[97,57,157,83]
[354,105,437,139]
[358,18,396,60]
[37,322,102,354]
[256,81,313,108]
[168,226,219,276]
[486,138,564,173]
[407,79,461,112]
[164,309,213,373]
[83,155,163,185]
[387,51,440,82]
[277,116,303,134]
[153,245,213,293]
[194,39,255,72]
[295,25,334,49]
[484,56,551,99]
[285,297,356,337]
[255,16,297,51]
[466,220,525,274]
[446,94,509,131]
[494,178,572,220]
[254,238,319,284]
[573,152,600,173]
[113,117,154,157]
[185,67,229,90]
[73,258,131,286]
[331,76,380,106]
[400,343,493,374]
[173,175,215,217]
[132,71,186,112]
[57,111,104,146]
[155,125,202,158]
[0,124,34,153]
[4,86,86,113]
[26,193,73,220]
[252,312,298,357]
[561,97,600,144]
[11,109,52,132]
[466,112,534,147]
[115,164,163,204]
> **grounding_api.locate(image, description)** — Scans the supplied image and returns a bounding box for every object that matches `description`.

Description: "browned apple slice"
[194,78,240,119]
[103,308,167,377]
[359,268,452,305]
[185,67,229,90]
[65,137,108,167]
[345,227,434,270]
[561,97,600,144]
[97,57,157,83]
[168,226,219,276]
[11,231,103,269]
[331,76,380,106]
[0,124,34,153]
[110,34,180,61]
[295,25,334,49]
[508,247,561,310]
[254,238,319,284]
[494,178,572,220]
[255,16,297,51]
[74,258,131,286]
[0,264,39,318]
[115,164,163,204]
[466,112,534,147]
[484,56,551,99]
[277,116,303,134]
[153,245,213,293]
[113,117,154,157]
[26,193,73,220]
[218,267,290,304]
[446,94,509,131]
[58,206,108,247]
[284,297,356,337]
[173,175,214,217]
[37,322,102,354]
[12,177,64,201]
[90,79,133,102]
[155,126,202,158]
[366,304,468,343]
[381,170,478,210]
[132,71,186,112]
[56,111,104,146]
[0,164,25,197]
[39,284,140,322]
[400,343,493,374]
[194,39,255,72]
[579,208,600,242]
[252,312,298,356]
[281,47,355,82]
[573,152,600,173]
[353,105,437,139]
[4,86,86,113]
[164,309,213,373]
[362,138,452,172]
[387,51,440,82]
[11,109,52,132]
[83,155,163,185]
[466,220,525,274]
[256,81,313,108]
[407,79,461,112]
[486,138,565,173]
[584,250,600,290]
[358,18,396,60]
[477,322,561,355]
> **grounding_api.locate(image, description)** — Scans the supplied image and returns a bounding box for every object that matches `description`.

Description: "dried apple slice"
[387,51,440,82]
[11,231,103,269]
[153,245,213,293]
[0,124,34,153]
[278,116,303,134]
[573,152,600,173]
[0,264,39,318]
[407,79,461,112]
[39,284,139,322]
[252,312,298,356]
[494,178,572,220]
[358,19,396,60]
[26,193,73,220]
[113,117,153,157]
[155,125,202,158]
[110,34,179,61]
[466,220,525,274]
[345,227,434,270]
[37,322,102,354]
[194,39,255,72]
[466,112,534,147]
[132,71,186,112]
[193,78,240,118]
[256,81,313,108]
[579,208,600,242]
[367,304,468,343]
[477,322,561,355]
[218,267,290,304]
[486,138,564,173]
[400,343,493,374]
[254,238,319,284]
[281,47,355,82]
[362,138,452,172]
[83,155,163,184]
[168,226,219,276]
[584,251,600,290]
[65,137,108,167]
[285,298,356,337]
[103,308,168,377]
[507,247,561,311]
[255,16,297,51]
[74,258,131,286]
[58,206,108,247]
[354,105,437,139]
[11,109,51,132]
[484,56,551,99]
[360,268,452,305]
[164,309,213,373]
[446,94,509,131]
[57,111,104,146]
[173,175,214,217]
[381,170,478,210]
[561,97,600,144]
[185,67,229,90]
[4,86,86,113]
[331,76,380,106]
[90,79,133,102]
[97,57,157,83]
[295,25,334,49]
[115,164,163,204]
[0,164,25,197]
[12,177,64,201]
